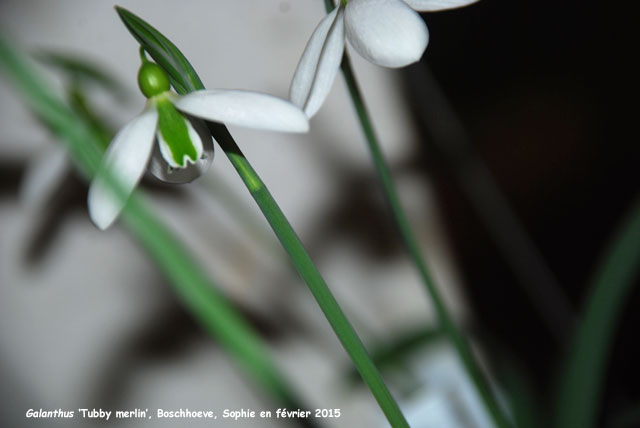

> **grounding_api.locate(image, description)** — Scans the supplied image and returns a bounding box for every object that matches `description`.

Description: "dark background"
[405,0,638,424]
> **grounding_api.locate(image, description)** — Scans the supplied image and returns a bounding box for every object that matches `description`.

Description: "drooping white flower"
[290,0,479,117]
[88,60,309,230]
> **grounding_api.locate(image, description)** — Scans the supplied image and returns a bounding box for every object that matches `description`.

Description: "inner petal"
[149,117,213,184]
[156,97,202,168]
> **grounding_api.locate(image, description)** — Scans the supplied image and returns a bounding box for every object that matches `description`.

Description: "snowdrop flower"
[88,58,308,230]
[291,0,478,117]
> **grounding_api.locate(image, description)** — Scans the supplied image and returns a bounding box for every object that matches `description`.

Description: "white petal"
[403,0,479,12]
[345,0,429,68]
[20,145,70,208]
[149,117,214,184]
[174,90,309,133]
[289,7,345,118]
[87,109,158,230]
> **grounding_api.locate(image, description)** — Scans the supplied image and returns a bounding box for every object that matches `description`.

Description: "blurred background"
[1,0,638,427]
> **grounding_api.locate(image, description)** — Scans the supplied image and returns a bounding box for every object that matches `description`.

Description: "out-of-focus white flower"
[290,0,478,117]
[402,344,504,428]
[88,60,308,230]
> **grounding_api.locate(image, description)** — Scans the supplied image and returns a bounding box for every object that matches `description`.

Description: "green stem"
[342,53,511,428]
[209,123,409,428]
[324,3,511,425]
[113,8,408,425]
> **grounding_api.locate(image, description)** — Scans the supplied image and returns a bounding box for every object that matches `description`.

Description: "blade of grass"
[555,200,640,428]
[115,7,409,427]
[0,35,313,421]
[323,1,512,427]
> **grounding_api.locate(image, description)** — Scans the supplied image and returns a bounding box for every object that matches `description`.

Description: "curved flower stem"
[323,2,510,426]
[340,52,511,428]
[114,7,408,425]
[209,123,409,428]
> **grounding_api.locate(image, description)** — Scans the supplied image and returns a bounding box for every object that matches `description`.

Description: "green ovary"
[156,97,198,167]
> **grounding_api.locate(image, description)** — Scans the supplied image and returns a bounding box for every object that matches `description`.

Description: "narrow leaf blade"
[115,6,203,94]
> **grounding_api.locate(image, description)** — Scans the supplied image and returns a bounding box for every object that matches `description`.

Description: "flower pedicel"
[88,52,308,230]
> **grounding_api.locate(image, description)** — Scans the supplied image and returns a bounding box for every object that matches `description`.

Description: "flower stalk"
[211,123,410,428]
[115,7,410,427]
[323,1,512,427]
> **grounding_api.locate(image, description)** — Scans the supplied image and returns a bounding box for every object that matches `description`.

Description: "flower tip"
[114,5,136,23]
[345,0,430,68]
[87,186,117,231]
[384,36,429,68]
[292,112,311,133]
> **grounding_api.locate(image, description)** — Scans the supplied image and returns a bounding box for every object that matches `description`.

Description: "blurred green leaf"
[35,50,126,96]
[555,200,640,428]
[36,51,128,147]
[498,357,541,428]
[0,34,307,416]
[66,86,113,150]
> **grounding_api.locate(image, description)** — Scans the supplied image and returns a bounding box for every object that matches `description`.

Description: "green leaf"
[115,6,202,94]
[555,200,640,428]
[497,355,541,428]
[0,34,304,414]
[35,50,126,96]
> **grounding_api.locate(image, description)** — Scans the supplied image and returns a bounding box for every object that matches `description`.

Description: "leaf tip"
[114,5,132,22]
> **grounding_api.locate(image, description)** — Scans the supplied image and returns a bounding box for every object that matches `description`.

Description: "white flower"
[88,61,308,230]
[290,0,479,117]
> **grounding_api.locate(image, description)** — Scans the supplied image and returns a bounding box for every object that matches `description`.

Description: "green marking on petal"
[155,96,198,167]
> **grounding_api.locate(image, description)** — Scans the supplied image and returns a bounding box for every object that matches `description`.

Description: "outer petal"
[148,116,214,184]
[345,0,429,68]
[174,90,309,133]
[87,109,158,230]
[403,0,479,12]
[289,7,345,118]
